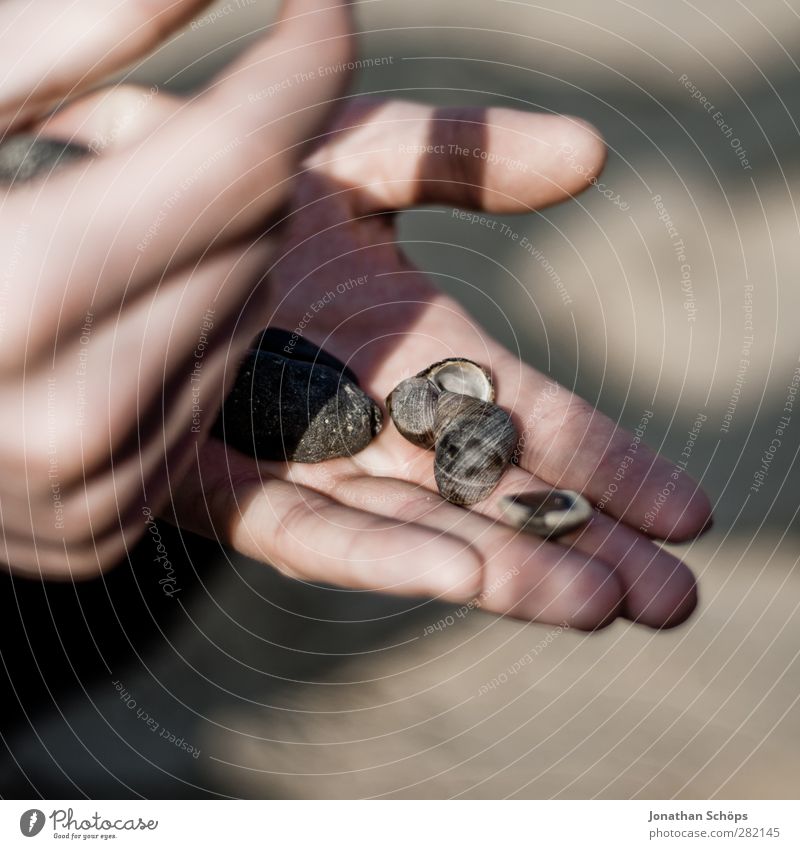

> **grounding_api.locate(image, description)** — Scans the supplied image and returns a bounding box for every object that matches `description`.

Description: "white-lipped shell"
[419,358,494,402]
[499,490,592,538]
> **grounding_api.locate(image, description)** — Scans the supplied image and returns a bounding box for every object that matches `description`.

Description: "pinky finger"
[168,440,483,602]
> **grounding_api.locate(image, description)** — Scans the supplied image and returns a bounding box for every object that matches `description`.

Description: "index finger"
[490,349,713,542]
[301,99,607,214]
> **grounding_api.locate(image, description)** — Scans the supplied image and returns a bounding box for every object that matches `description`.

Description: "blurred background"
[2,0,799,798]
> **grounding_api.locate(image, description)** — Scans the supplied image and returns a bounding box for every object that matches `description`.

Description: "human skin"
[0,0,711,630]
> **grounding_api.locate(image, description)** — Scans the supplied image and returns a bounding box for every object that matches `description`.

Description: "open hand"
[171,99,713,630]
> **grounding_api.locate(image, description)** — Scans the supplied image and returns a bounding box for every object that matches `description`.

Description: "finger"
[0,527,132,580]
[244,457,621,630]
[2,0,353,370]
[486,348,713,541]
[0,237,272,481]
[0,0,211,132]
[337,301,712,542]
[0,238,273,579]
[301,99,607,213]
[37,84,181,153]
[264,428,696,628]
[558,514,698,628]
[326,453,691,628]
[480,465,698,628]
[168,440,484,602]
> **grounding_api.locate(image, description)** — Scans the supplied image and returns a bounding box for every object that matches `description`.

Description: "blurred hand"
[0,0,711,631]
[0,0,353,576]
[170,99,713,630]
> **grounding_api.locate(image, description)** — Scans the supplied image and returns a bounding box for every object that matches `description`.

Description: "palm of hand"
[176,100,712,631]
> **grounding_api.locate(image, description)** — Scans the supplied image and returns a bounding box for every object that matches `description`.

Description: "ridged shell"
[434,392,518,505]
[386,377,440,448]
[499,489,592,538]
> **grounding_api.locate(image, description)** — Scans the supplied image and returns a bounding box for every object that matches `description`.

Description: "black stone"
[252,327,359,385]
[215,350,382,463]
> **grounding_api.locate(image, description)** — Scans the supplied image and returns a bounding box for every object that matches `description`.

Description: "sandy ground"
[205,536,800,799]
[5,531,798,798]
[2,0,800,799]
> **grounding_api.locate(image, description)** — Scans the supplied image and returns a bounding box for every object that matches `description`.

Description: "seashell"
[215,332,382,463]
[0,135,91,185]
[418,357,494,402]
[387,357,494,448]
[388,358,517,505]
[499,489,592,538]
[434,391,518,505]
[386,377,440,448]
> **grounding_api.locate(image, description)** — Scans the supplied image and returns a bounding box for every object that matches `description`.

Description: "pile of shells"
[388,358,592,537]
[387,358,518,506]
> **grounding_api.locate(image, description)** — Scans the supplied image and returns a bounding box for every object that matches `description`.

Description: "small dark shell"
[252,327,359,385]
[386,377,440,448]
[215,350,382,463]
[499,489,592,538]
[0,135,91,185]
[434,392,518,505]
